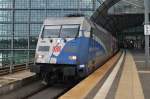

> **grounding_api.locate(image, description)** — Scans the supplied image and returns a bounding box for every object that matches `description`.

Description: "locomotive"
[31,17,118,84]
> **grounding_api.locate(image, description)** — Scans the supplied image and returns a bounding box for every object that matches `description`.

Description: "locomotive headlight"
[69,56,77,60]
[38,55,44,58]
[79,64,85,68]
[57,39,61,43]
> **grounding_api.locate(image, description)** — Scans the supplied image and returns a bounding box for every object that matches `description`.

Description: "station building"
[0,0,147,67]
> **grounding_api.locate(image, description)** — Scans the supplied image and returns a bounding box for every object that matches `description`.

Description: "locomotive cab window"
[42,24,80,38]
[43,25,61,38]
[60,25,80,38]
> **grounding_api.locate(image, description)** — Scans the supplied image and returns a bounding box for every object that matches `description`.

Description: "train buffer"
[59,50,145,99]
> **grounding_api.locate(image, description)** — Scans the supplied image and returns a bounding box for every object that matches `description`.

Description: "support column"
[93,0,96,11]
[10,0,15,73]
[77,0,82,14]
[26,0,31,69]
[144,0,150,67]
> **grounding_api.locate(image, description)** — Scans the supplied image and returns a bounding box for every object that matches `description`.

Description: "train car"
[31,17,118,84]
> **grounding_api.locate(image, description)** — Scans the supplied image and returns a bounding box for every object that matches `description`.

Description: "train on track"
[31,17,118,84]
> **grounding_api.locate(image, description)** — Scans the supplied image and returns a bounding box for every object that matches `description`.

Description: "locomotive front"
[35,24,80,65]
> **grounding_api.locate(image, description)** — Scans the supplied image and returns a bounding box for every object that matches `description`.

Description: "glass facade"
[0,0,102,68]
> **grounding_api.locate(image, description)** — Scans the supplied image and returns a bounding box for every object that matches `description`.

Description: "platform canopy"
[91,0,149,36]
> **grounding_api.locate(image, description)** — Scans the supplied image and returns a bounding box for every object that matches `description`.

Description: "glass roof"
[91,0,149,36]
[108,0,144,14]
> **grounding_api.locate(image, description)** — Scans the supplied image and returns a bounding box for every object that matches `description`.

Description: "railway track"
[25,81,79,99]
[26,85,67,99]
[0,63,79,99]
[0,78,79,99]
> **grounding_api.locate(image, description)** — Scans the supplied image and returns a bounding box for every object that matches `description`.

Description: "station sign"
[144,25,150,35]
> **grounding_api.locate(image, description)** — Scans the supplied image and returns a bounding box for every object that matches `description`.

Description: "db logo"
[53,46,61,52]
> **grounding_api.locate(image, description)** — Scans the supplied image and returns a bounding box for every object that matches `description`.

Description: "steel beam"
[144,0,150,66]
[10,0,15,73]
[26,0,31,69]
[77,0,81,14]
[0,8,94,11]
[93,0,96,11]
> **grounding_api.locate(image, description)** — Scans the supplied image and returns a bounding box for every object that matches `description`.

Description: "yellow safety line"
[115,51,144,99]
[59,51,122,99]
[93,52,125,99]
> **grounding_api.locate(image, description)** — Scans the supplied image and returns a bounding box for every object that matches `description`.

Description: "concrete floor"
[130,49,150,99]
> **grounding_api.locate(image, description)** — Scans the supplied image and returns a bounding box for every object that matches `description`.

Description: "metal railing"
[0,56,34,75]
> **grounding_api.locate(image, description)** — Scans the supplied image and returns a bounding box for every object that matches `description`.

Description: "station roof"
[91,0,149,36]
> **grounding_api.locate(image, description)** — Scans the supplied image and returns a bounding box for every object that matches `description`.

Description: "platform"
[0,70,36,95]
[114,51,144,99]
[59,50,147,99]
[131,50,150,99]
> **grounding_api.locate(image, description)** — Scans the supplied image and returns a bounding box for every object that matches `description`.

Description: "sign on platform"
[144,25,150,35]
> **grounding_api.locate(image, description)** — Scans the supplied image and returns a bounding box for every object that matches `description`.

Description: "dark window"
[42,25,79,38]
[60,25,80,38]
[38,46,49,52]
[43,26,61,38]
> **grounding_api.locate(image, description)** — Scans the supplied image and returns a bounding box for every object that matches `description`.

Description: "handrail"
[0,62,34,76]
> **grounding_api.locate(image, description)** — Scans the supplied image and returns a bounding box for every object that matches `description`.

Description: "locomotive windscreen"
[42,24,80,38]
[43,26,60,38]
[60,25,80,38]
